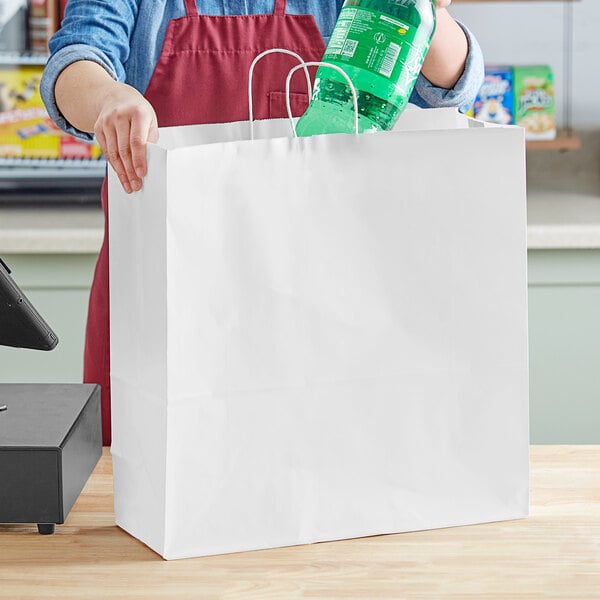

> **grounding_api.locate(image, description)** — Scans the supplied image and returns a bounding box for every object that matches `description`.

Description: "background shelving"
[454,0,580,151]
[0,0,583,204]
[0,53,47,65]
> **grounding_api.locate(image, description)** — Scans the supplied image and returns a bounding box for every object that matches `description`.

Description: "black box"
[0,384,102,534]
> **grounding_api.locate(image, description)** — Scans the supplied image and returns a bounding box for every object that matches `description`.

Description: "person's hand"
[93,82,159,194]
[435,0,452,8]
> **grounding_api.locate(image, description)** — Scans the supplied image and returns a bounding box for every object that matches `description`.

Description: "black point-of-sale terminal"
[0,258,102,534]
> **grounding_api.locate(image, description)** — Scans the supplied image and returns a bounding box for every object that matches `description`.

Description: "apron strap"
[273,0,287,16]
[184,0,199,17]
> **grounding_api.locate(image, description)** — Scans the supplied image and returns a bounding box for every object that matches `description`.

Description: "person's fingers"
[130,105,156,181]
[94,125,106,157]
[98,122,132,194]
[93,84,157,193]
[148,118,159,144]
[114,114,141,192]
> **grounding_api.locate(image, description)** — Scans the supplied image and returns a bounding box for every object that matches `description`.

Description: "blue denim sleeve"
[409,21,484,113]
[40,0,138,141]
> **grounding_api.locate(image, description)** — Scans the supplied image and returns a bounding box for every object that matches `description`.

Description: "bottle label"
[324,6,428,83]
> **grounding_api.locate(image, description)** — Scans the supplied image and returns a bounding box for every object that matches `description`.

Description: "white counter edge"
[2,226,600,254]
[0,229,104,254]
[527,225,600,250]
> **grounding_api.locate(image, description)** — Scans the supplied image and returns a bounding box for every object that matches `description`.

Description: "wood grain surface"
[1,446,599,599]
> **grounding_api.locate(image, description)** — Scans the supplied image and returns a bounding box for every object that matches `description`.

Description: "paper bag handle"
[285,62,359,137]
[248,49,312,140]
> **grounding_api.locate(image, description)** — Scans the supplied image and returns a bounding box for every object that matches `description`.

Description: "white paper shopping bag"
[109,106,529,560]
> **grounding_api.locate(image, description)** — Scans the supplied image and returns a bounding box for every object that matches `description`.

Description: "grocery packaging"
[0,64,103,159]
[474,65,514,125]
[513,65,556,141]
[296,0,436,136]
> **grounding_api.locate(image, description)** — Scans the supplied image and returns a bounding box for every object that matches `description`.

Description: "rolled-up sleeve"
[40,0,138,140]
[410,21,484,113]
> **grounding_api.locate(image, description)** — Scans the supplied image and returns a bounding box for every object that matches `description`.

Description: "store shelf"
[0,159,105,205]
[0,158,105,177]
[455,0,580,151]
[0,52,48,66]
[527,130,581,151]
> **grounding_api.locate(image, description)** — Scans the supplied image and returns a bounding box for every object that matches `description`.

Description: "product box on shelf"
[513,65,556,141]
[0,63,102,159]
[473,65,514,126]
[28,0,60,54]
[473,64,556,141]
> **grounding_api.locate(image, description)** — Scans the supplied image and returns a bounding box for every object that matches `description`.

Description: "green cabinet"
[2,249,599,443]
[528,250,600,443]
[0,254,96,384]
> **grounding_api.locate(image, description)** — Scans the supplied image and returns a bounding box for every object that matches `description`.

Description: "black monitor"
[0,257,58,350]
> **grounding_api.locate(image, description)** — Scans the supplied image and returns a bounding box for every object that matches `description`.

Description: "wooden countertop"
[0,446,598,598]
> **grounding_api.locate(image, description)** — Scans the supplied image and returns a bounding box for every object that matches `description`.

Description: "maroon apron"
[84,0,326,445]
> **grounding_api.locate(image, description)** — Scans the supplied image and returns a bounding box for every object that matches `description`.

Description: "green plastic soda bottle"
[295,0,436,136]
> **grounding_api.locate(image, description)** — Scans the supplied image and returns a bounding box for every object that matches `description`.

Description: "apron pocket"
[268,91,309,119]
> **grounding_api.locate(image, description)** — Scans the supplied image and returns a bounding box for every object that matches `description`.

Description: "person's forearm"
[421,8,468,90]
[55,59,158,193]
[55,60,118,133]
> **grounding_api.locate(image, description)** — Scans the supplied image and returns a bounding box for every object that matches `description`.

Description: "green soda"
[295,0,436,136]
